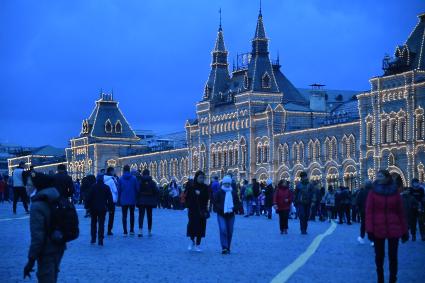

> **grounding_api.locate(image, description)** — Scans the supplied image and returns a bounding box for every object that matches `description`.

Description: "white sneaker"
[194,245,202,252]
[357,236,365,244]
[188,241,194,251]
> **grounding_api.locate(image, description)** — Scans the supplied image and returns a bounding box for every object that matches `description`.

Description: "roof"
[32,145,65,157]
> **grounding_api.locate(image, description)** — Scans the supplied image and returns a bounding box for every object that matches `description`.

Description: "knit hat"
[222,175,232,185]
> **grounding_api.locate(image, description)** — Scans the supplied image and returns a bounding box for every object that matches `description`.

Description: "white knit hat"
[222,175,232,184]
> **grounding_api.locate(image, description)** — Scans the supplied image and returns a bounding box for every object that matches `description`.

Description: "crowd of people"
[3,162,424,282]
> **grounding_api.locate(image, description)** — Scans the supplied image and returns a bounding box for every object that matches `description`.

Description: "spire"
[252,6,268,55]
[219,8,222,31]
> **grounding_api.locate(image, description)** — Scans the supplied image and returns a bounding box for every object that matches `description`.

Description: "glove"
[401,233,409,243]
[23,258,35,279]
[367,233,375,242]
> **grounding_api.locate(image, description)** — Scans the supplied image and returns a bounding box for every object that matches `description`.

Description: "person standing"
[12,161,29,214]
[264,179,274,219]
[252,179,261,216]
[104,167,118,236]
[86,174,113,246]
[366,169,408,283]
[186,171,209,252]
[52,164,74,200]
[137,169,158,237]
[323,186,336,222]
[356,180,372,244]
[73,179,81,204]
[213,175,239,254]
[81,175,96,218]
[410,178,425,241]
[273,180,293,234]
[168,179,180,210]
[309,181,320,221]
[243,180,253,217]
[294,172,313,235]
[24,173,66,282]
[118,165,138,236]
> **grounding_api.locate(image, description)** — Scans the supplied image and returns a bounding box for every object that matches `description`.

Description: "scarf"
[221,185,234,214]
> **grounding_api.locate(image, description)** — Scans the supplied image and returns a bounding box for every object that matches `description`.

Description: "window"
[115,120,122,133]
[417,116,424,139]
[367,123,373,146]
[391,120,397,142]
[262,73,271,88]
[399,119,406,141]
[257,143,262,164]
[382,121,388,143]
[244,74,249,89]
[105,119,112,133]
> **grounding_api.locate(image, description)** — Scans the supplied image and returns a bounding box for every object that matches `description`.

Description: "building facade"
[9,11,425,189]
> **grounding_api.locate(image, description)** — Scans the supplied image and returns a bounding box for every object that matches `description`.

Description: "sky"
[1,0,425,148]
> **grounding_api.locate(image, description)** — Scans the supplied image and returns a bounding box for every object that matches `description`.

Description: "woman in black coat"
[136,169,159,237]
[186,170,209,252]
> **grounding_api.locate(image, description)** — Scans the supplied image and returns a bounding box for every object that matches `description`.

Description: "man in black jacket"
[53,164,74,199]
[86,175,113,246]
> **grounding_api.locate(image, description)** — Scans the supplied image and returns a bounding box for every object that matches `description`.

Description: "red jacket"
[273,185,293,211]
[365,183,407,239]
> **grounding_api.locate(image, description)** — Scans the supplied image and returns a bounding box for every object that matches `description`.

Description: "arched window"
[262,73,271,89]
[308,141,314,162]
[332,138,337,160]
[298,142,304,163]
[223,147,228,167]
[229,146,233,166]
[350,136,356,158]
[390,119,397,142]
[399,119,406,142]
[244,74,249,89]
[367,123,374,146]
[105,119,112,133]
[115,120,122,133]
[257,142,262,164]
[417,112,424,140]
[315,141,321,161]
[382,121,388,143]
[283,144,289,164]
[263,142,269,163]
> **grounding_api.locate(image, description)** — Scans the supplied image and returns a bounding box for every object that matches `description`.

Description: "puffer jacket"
[365,182,407,239]
[28,187,66,260]
[118,172,138,206]
[104,175,118,203]
[137,175,159,207]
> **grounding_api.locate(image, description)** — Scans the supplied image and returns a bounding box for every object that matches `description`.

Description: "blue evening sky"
[1,0,424,148]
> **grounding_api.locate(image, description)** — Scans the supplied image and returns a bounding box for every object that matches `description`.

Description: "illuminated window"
[262,73,271,88]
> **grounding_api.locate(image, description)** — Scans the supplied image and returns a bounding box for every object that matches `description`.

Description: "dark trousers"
[36,250,64,283]
[265,206,272,219]
[122,205,135,233]
[298,204,311,232]
[374,238,399,283]
[172,197,180,210]
[278,210,289,231]
[138,205,153,230]
[91,211,106,241]
[410,210,425,238]
[12,187,28,213]
[360,211,366,238]
[338,204,351,223]
[107,204,115,233]
[190,236,202,245]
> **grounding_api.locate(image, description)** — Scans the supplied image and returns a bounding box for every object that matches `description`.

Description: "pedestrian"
[319,186,326,221]
[12,161,29,214]
[186,170,209,252]
[366,169,409,283]
[86,174,113,246]
[104,167,118,236]
[337,186,352,225]
[213,175,239,254]
[264,179,274,219]
[356,180,372,244]
[81,175,96,218]
[243,180,253,217]
[137,169,158,237]
[0,175,5,203]
[309,181,320,221]
[168,179,180,210]
[118,165,138,236]
[273,180,293,234]
[400,186,415,240]
[410,178,425,241]
[53,164,74,199]
[252,178,261,216]
[294,171,313,234]
[323,186,336,222]
[73,179,81,204]
[24,172,66,282]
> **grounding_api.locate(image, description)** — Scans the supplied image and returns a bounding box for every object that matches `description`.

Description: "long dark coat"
[186,181,209,238]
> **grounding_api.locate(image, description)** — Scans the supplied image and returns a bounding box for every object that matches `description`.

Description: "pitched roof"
[403,13,425,70]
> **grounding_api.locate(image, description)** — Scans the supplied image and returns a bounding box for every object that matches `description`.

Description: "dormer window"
[82,120,89,134]
[115,120,122,133]
[244,74,249,89]
[105,119,112,133]
[262,73,271,88]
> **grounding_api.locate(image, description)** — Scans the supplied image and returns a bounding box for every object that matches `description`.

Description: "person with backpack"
[12,161,29,214]
[104,167,118,236]
[24,173,68,282]
[366,169,408,283]
[81,174,96,218]
[294,171,313,235]
[137,169,158,237]
[273,180,293,234]
[86,174,113,246]
[323,186,336,222]
[52,164,74,199]
[186,171,209,252]
[118,165,138,236]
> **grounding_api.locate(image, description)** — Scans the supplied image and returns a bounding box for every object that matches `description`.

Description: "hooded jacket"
[365,182,408,239]
[273,185,293,211]
[28,187,66,260]
[104,175,118,203]
[137,175,159,207]
[86,179,113,213]
[118,172,138,206]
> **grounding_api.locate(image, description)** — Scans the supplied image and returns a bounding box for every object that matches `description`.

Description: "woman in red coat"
[366,169,408,283]
[273,180,293,234]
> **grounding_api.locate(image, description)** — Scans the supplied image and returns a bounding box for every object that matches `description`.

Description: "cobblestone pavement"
[0,203,424,283]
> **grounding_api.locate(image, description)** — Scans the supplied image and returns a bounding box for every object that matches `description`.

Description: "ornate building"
[10,11,425,189]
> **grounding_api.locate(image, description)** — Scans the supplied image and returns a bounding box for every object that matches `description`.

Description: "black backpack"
[50,197,79,244]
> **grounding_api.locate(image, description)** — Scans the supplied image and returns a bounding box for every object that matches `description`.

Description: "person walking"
[81,175,96,218]
[86,174,113,246]
[264,179,274,219]
[104,167,118,236]
[323,186,336,222]
[410,178,425,241]
[243,180,253,217]
[12,161,29,214]
[356,180,372,244]
[252,179,261,216]
[24,173,66,282]
[137,169,158,237]
[213,175,239,254]
[366,169,409,283]
[294,172,313,234]
[186,170,209,252]
[118,165,138,236]
[168,179,180,210]
[309,181,320,221]
[52,164,74,199]
[273,180,293,234]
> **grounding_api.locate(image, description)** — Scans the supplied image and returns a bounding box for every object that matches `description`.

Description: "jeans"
[12,187,28,213]
[338,204,351,224]
[410,209,425,238]
[251,199,260,215]
[298,204,311,233]
[278,210,289,231]
[122,205,135,233]
[244,199,252,215]
[217,214,235,250]
[91,211,106,241]
[374,238,399,283]
[265,206,272,219]
[107,203,115,233]
[138,205,153,230]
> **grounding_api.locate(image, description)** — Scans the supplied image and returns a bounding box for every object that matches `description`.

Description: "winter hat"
[266,178,273,186]
[142,169,150,176]
[222,175,232,185]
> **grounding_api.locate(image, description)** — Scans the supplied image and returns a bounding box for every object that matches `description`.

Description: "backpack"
[50,197,79,244]
[245,185,253,197]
